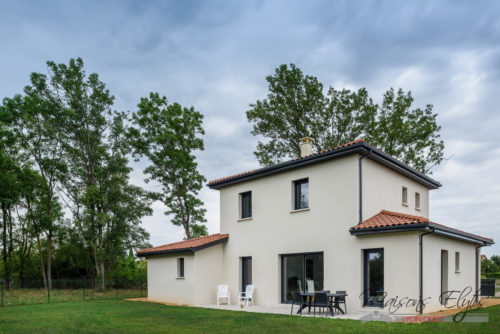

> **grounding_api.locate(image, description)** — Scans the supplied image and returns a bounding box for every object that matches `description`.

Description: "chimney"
[300,137,313,157]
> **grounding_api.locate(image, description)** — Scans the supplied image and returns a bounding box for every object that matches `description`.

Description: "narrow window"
[177,258,185,278]
[402,187,408,205]
[455,252,460,272]
[415,192,420,210]
[240,191,252,219]
[294,179,309,210]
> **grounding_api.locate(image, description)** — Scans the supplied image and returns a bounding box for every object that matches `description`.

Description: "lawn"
[0,300,499,334]
[0,288,144,306]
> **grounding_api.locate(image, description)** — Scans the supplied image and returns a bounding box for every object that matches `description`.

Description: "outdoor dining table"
[298,292,348,316]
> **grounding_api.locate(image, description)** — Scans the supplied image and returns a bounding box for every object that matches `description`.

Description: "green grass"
[0,288,145,306]
[0,300,499,334]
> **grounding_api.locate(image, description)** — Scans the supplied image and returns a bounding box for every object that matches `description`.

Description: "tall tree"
[247,64,445,173]
[1,84,66,290]
[365,88,444,173]
[41,58,152,290]
[128,93,207,239]
[318,87,377,149]
[246,64,326,165]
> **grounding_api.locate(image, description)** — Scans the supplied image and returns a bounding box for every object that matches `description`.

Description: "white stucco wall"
[421,234,479,313]
[193,243,225,305]
[147,253,195,304]
[362,158,430,219]
[146,243,225,305]
[219,154,360,307]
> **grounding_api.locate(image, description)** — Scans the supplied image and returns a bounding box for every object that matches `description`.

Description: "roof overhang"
[136,237,228,258]
[208,143,441,190]
[350,223,494,246]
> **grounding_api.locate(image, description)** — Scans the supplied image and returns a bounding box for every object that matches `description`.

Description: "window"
[177,258,184,278]
[240,191,252,219]
[241,257,252,291]
[281,252,323,302]
[363,249,384,306]
[415,192,420,210]
[294,179,309,210]
[402,187,408,205]
[455,252,460,272]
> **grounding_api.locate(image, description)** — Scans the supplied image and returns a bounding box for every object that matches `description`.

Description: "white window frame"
[402,187,408,206]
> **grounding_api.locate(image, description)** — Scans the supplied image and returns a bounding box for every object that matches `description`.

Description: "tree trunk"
[46,232,52,291]
[36,233,47,290]
[1,202,9,289]
[98,224,105,291]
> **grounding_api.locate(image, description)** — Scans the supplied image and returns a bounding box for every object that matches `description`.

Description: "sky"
[1,0,499,256]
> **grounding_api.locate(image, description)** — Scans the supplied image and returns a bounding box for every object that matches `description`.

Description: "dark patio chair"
[290,291,305,315]
[313,292,331,317]
[335,290,347,314]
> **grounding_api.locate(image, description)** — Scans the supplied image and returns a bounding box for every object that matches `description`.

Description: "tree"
[246,64,326,166]
[0,58,154,290]
[318,87,377,149]
[1,82,67,290]
[39,58,152,290]
[366,88,444,173]
[247,64,445,173]
[128,93,207,239]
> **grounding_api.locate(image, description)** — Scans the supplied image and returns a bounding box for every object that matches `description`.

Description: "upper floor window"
[294,178,309,210]
[415,192,420,210]
[177,258,185,278]
[240,191,252,219]
[402,187,408,206]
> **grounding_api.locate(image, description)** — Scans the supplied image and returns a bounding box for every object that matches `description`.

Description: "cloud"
[1,0,499,255]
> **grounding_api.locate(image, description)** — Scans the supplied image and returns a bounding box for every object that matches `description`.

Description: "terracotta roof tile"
[136,233,229,256]
[208,139,365,185]
[352,210,493,243]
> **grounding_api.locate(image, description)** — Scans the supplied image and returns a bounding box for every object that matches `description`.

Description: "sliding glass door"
[363,249,384,306]
[281,252,323,303]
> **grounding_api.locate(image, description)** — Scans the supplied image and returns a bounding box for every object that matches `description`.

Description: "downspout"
[475,244,483,304]
[358,150,372,224]
[419,227,434,314]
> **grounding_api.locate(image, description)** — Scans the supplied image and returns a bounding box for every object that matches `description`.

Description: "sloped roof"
[136,233,229,257]
[208,139,441,190]
[351,210,493,245]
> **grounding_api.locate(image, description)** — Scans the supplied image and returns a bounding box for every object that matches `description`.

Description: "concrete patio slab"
[200,303,372,320]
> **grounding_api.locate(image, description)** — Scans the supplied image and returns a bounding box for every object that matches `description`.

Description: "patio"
[200,303,372,320]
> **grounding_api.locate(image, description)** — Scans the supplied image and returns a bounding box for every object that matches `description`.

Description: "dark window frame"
[293,178,309,210]
[241,257,252,291]
[178,258,185,278]
[240,191,252,219]
[363,248,384,307]
[280,251,324,303]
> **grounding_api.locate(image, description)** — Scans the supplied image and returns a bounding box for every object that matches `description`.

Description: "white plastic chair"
[239,284,255,306]
[307,280,315,293]
[217,285,230,306]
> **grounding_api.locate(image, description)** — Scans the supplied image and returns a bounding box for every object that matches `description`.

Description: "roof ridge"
[208,138,365,185]
[137,233,228,254]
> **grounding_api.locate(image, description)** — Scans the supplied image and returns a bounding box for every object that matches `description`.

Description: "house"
[137,138,494,314]
[481,254,487,262]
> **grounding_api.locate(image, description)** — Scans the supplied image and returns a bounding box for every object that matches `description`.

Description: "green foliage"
[128,92,207,239]
[481,257,500,278]
[0,58,154,285]
[247,64,445,173]
[247,64,325,166]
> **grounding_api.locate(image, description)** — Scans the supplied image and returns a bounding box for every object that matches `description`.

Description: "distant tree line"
[0,58,207,289]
